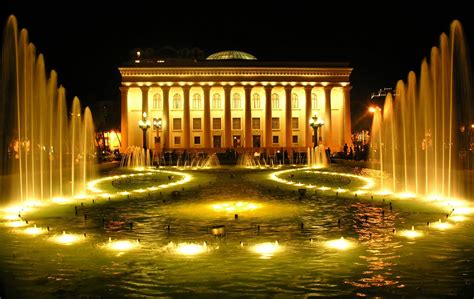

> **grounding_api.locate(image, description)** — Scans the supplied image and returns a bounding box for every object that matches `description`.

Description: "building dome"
[206,50,257,60]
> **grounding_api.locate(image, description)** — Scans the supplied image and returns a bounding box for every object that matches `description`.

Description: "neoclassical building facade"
[119,51,352,154]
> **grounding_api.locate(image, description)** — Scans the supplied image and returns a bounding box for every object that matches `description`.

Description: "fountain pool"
[1,166,473,297]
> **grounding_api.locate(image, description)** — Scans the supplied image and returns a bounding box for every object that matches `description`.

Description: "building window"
[252,117,260,129]
[292,117,299,129]
[312,93,318,110]
[173,118,182,130]
[173,93,181,109]
[252,93,260,109]
[174,136,181,145]
[232,118,241,130]
[292,93,298,109]
[212,93,221,109]
[232,93,241,109]
[271,93,279,109]
[292,135,298,144]
[194,136,201,145]
[272,135,279,144]
[192,93,201,110]
[212,118,221,130]
[152,93,162,110]
[193,118,201,130]
[272,117,280,130]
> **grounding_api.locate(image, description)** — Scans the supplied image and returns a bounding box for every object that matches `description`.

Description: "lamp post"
[309,114,324,148]
[153,117,162,158]
[138,112,151,151]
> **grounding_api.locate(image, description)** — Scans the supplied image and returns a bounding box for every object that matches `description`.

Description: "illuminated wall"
[127,87,142,148]
[210,87,225,148]
[331,87,344,150]
[169,87,184,148]
[251,86,265,148]
[189,87,204,149]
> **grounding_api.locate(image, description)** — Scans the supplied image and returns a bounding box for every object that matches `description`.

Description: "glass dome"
[206,50,257,60]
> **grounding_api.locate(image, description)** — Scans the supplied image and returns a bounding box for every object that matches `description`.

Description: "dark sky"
[2,1,473,131]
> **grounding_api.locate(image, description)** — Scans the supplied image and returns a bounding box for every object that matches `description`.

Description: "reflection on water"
[0,167,473,297]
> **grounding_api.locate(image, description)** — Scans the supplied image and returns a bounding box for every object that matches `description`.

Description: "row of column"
[120,84,351,151]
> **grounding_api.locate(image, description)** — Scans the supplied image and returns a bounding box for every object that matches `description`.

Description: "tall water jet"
[370,20,473,198]
[307,146,328,168]
[0,15,97,204]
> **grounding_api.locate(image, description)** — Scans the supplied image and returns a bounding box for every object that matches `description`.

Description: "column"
[244,86,252,148]
[343,86,352,146]
[120,86,129,151]
[304,86,312,148]
[264,86,272,149]
[284,86,292,149]
[182,85,191,149]
[161,86,170,151]
[140,86,150,151]
[203,86,211,149]
[323,86,332,147]
[224,86,232,148]
[140,86,150,116]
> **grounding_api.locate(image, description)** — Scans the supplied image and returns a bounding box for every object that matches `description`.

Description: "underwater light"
[324,237,354,250]
[251,241,281,257]
[431,219,452,230]
[105,239,139,251]
[211,201,259,213]
[399,226,423,239]
[23,225,46,235]
[50,231,84,245]
[166,242,209,256]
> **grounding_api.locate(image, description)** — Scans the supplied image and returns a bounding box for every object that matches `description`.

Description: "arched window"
[173,93,181,109]
[152,93,162,110]
[232,93,241,109]
[292,93,298,109]
[271,93,279,109]
[312,93,318,109]
[192,93,201,110]
[252,93,260,109]
[212,93,221,109]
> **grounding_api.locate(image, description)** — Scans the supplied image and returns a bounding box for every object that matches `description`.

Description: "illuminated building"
[119,50,352,153]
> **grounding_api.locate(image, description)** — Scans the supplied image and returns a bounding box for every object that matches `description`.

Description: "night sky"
[2,1,473,132]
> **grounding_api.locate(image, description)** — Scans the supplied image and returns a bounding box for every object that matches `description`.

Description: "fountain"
[307,146,328,168]
[0,16,96,205]
[370,20,473,198]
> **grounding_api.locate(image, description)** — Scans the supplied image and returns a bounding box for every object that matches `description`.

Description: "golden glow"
[450,215,466,222]
[211,201,259,213]
[335,188,347,193]
[51,197,72,204]
[3,214,20,221]
[399,226,423,239]
[324,237,354,250]
[166,242,209,256]
[397,192,416,199]
[50,231,84,245]
[105,239,139,251]
[85,170,192,198]
[251,241,281,258]
[376,190,393,196]
[23,225,46,235]
[4,220,27,228]
[431,219,452,230]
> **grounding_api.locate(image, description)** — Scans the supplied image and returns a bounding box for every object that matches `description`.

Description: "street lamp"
[309,114,324,148]
[138,112,151,151]
[153,117,162,148]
